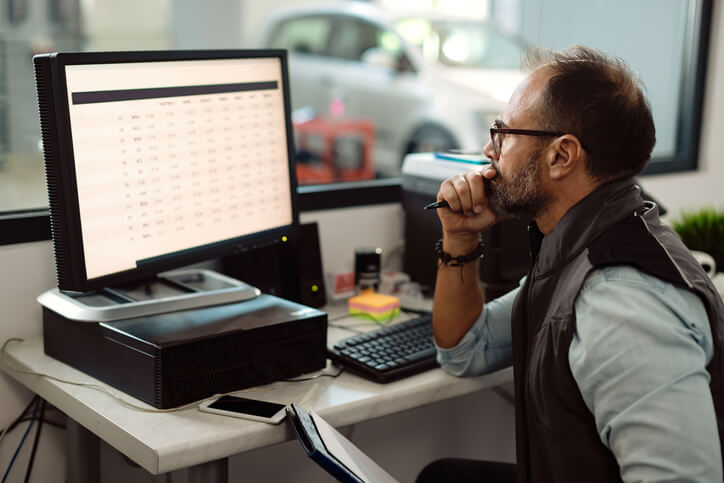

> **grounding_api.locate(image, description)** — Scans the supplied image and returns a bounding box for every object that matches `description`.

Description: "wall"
[301,203,406,274]
[0,241,62,482]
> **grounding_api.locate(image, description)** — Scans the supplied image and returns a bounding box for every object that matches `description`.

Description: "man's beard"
[487,148,551,219]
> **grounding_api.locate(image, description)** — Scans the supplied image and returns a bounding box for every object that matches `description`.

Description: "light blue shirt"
[437,265,722,482]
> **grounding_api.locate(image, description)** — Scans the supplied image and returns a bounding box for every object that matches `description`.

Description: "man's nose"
[482,139,497,160]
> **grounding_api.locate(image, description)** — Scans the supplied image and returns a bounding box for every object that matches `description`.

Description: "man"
[419,46,724,482]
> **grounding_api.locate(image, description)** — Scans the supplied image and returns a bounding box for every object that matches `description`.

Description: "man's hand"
[436,166,506,247]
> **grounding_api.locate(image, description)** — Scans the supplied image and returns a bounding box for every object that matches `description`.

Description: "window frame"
[0,179,403,246]
[640,0,712,175]
[0,0,714,246]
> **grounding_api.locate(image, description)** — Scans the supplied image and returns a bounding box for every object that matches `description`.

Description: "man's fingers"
[451,174,474,214]
[439,170,490,215]
[465,170,486,214]
[439,175,462,213]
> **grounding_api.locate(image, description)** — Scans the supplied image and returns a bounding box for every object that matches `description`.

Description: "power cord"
[327,322,365,334]
[1,397,39,483]
[0,396,38,449]
[23,399,46,483]
[282,367,344,382]
[6,415,64,431]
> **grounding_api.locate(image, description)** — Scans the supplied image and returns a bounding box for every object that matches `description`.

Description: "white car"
[259,3,526,177]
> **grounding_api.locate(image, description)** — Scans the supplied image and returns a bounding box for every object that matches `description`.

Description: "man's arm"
[432,166,505,348]
[436,284,518,376]
[432,235,485,347]
[571,266,722,482]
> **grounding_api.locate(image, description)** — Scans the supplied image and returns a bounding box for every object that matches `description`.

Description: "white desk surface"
[1,303,513,475]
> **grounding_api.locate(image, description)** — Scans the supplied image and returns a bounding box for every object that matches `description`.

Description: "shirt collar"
[532,177,645,277]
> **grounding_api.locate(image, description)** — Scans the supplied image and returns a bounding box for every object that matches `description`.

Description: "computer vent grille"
[33,58,72,289]
[161,333,254,408]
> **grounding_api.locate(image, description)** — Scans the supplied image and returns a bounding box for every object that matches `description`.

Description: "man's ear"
[546,134,584,180]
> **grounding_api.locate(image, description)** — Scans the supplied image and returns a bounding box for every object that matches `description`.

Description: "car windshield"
[395,17,524,69]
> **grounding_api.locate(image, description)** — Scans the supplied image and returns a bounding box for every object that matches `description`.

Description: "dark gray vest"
[510,179,724,482]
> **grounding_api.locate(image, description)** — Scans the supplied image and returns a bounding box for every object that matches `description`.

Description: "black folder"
[286,403,398,483]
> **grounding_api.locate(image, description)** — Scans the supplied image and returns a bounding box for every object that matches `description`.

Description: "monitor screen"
[34,50,298,292]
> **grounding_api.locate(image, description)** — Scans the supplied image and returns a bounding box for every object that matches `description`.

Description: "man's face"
[487,145,550,219]
[483,68,553,219]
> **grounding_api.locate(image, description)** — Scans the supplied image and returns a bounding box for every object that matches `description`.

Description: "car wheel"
[405,126,457,155]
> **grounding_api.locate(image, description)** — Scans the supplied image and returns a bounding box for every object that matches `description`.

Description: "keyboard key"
[403,347,436,363]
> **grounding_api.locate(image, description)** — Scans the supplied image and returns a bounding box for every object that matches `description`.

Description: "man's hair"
[523,46,656,181]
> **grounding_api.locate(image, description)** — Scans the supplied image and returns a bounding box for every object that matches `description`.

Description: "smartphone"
[199,395,288,424]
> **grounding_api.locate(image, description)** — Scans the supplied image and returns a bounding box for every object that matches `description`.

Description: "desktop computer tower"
[43,294,327,409]
[221,222,327,308]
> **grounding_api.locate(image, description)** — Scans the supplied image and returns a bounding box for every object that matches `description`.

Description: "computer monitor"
[34,50,299,293]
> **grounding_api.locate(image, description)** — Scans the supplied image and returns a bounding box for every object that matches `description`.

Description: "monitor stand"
[37,269,261,322]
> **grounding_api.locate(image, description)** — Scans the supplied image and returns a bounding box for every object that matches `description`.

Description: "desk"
[1,304,513,482]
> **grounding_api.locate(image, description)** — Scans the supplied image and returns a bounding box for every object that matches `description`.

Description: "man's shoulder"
[581,265,670,295]
[578,265,708,334]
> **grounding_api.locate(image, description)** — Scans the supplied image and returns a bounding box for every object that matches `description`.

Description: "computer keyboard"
[328,313,438,383]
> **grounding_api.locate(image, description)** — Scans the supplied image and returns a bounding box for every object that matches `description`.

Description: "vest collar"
[532,177,644,277]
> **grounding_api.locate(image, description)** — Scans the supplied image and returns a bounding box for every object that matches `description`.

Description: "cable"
[327,322,365,334]
[1,398,39,483]
[282,368,344,382]
[0,395,39,449]
[12,404,66,431]
[23,399,46,483]
[327,312,354,322]
[12,416,64,431]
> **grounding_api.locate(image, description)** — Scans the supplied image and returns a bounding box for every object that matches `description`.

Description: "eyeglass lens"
[491,131,502,155]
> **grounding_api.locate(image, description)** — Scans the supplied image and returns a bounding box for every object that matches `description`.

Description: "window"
[0,0,714,245]
[268,16,332,56]
[500,0,711,173]
[327,17,402,62]
[396,18,525,69]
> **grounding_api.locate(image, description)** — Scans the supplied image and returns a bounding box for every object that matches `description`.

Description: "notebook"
[286,404,398,483]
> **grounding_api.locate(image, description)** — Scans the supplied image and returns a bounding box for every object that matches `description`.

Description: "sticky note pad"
[348,291,401,322]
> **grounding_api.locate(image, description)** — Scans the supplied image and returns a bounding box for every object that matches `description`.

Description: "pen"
[424,200,450,210]
[424,166,493,210]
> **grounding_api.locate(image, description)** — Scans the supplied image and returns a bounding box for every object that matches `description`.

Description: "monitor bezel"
[44,49,300,293]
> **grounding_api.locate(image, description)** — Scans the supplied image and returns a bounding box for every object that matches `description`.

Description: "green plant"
[672,207,724,270]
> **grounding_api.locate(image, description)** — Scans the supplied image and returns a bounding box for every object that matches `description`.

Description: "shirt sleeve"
[435,284,519,377]
[570,265,722,483]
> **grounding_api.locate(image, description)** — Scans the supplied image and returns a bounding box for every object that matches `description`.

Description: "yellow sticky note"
[348,291,400,321]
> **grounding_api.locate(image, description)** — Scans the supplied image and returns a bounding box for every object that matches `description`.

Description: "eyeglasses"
[490,121,565,156]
